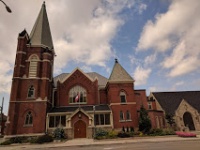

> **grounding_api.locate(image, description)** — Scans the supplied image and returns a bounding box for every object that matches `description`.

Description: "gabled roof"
[29,2,54,50]
[109,59,133,83]
[152,91,200,115]
[53,71,108,88]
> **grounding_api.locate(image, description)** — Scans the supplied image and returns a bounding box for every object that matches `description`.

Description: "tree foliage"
[139,105,152,133]
[165,113,175,127]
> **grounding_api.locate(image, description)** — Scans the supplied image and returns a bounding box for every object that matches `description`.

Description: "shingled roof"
[53,72,108,88]
[49,105,111,113]
[152,91,200,115]
[109,59,133,83]
[29,2,54,50]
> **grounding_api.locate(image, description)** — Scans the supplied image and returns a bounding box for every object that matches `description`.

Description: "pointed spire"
[30,2,54,50]
[109,59,134,82]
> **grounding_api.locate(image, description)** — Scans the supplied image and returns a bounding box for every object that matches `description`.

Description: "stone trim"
[110,102,136,106]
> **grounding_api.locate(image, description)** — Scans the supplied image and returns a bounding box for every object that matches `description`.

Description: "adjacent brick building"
[5,2,200,139]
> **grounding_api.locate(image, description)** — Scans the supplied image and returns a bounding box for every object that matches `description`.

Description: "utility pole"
[0,97,4,135]
[93,105,96,139]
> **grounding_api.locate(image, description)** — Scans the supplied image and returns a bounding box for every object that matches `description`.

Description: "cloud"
[48,0,135,74]
[144,53,157,66]
[0,0,136,92]
[134,66,151,85]
[136,0,200,77]
[138,3,147,14]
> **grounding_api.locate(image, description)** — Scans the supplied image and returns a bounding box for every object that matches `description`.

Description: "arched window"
[27,85,35,98]
[69,85,87,104]
[120,91,126,103]
[120,111,124,121]
[29,55,39,78]
[126,110,131,120]
[25,111,33,125]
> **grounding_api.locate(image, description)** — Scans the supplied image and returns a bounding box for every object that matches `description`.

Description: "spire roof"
[109,59,134,82]
[30,2,54,50]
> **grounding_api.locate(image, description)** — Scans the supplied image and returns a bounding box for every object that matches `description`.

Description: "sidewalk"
[0,135,200,150]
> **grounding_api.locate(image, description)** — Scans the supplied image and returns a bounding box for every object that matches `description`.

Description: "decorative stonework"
[175,99,200,131]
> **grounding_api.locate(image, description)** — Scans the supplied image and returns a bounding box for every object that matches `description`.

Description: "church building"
[5,2,200,139]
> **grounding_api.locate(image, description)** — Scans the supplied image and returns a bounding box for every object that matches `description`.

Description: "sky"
[0,0,200,114]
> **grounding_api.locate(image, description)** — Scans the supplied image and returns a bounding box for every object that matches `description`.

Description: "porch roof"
[48,104,111,113]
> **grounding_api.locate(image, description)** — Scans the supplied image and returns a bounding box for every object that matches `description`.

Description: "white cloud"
[136,0,200,77]
[144,53,157,66]
[134,66,151,85]
[138,3,147,14]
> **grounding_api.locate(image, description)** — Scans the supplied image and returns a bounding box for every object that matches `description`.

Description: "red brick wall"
[6,34,54,136]
[57,69,99,106]
[6,102,47,135]
[148,111,165,129]
[107,82,139,129]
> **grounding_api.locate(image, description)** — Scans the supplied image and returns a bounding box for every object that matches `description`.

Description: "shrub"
[176,131,196,137]
[9,136,29,143]
[163,128,175,135]
[107,130,118,139]
[0,139,12,145]
[148,128,165,136]
[34,135,53,144]
[53,128,66,140]
[117,131,130,138]
[94,128,108,139]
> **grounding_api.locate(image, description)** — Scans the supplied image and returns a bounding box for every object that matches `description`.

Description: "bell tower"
[6,2,55,136]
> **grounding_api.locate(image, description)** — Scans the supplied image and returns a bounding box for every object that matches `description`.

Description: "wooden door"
[74,120,86,138]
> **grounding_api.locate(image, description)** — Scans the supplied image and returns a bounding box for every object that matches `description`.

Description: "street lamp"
[0,0,12,13]
[93,105,96,139]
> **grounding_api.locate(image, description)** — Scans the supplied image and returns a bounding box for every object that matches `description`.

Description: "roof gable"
[53,70,108,88]
[152,91,200,115]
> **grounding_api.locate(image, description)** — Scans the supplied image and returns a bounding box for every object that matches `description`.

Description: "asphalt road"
[22,140,200,150]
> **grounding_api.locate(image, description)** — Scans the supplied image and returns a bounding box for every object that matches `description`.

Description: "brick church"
[5,2,200,138]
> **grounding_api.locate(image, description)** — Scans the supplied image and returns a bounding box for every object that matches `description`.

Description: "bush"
[34,135,53,144]
[107,130,118,139]
[176,131,196,137]
[117,132,130,138]
[0,140,12,145]
[148,128,165,136]
[94,128,108,139]
[9,136,29,143]
[163,128,175,135]
[53,128,66,140]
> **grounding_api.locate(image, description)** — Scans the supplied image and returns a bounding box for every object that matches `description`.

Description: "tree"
[139,105,152,133]
[165,113,175,127]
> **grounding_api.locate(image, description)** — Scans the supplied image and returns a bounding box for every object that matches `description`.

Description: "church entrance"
[183,112,195,130]
[74,120,86,138]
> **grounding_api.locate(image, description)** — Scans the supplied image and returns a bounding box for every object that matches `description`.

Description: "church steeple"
[30,2,54,50]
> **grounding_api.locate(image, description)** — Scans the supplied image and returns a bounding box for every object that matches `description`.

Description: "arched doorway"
[183,112,195,130]
[74,120,86,138]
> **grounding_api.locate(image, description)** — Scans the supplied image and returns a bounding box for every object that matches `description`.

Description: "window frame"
[126,110,131,121]
[49,115,66,128]
[94,113,111,126]
[120,91,127,103]
[69,85,87,104]
[28,55,39,78]
[24,111,33,126]
[119,111,125,122]
[27,85,35,99]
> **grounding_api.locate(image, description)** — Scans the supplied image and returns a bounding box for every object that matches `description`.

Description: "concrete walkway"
[0,135,200,150]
